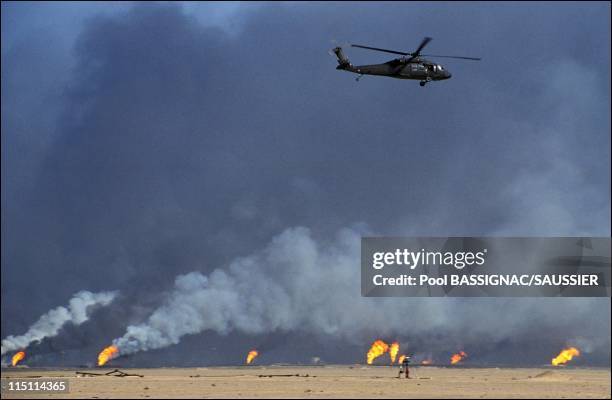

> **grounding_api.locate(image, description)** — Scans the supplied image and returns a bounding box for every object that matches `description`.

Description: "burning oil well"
[389,342,400,364]
[246,350,259,365]
[11,351,25,367]
[450,351,468,365]
[552,347,581,366]
[98,345,120,367]
[366,340,390,365]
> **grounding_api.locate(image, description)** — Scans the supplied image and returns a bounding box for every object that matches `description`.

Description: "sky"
[1,1,610,367]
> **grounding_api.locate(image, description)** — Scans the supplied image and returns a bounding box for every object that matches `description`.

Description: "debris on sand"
[76,369,143,378]
[531,371,554,379]
[527,370,571,382]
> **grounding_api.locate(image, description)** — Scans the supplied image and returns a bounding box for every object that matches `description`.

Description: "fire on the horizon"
[450,351,467,365]
[366,340,389,365]
[11,351,25,366]
[98,345,119,366]
[552,347,580,366]
[246,349,259,365]
[389,342,400,364]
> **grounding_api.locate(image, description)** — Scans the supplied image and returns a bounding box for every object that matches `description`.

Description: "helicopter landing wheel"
[419,81,426,87]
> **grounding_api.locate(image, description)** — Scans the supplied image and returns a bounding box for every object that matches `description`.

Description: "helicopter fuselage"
[338,57,451,82]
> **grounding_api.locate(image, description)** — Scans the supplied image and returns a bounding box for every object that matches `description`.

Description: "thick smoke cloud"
[1,290,117,356]
[113,227,608,363]
[2,3,610,365]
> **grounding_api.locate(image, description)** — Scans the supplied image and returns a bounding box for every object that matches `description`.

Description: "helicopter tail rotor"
[330,46,352,69]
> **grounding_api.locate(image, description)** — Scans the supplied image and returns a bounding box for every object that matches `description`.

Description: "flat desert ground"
[2,365,610,399]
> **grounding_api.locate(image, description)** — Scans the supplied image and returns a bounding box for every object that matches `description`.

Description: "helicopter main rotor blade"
[350,44,409,56]
[420,54,481,61]
[412,36,432,56]
[351,38,480,61]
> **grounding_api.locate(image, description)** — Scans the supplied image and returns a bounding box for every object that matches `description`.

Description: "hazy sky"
[1,1,610,366]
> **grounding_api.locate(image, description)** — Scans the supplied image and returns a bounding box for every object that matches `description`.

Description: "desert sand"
[1,365,610,399]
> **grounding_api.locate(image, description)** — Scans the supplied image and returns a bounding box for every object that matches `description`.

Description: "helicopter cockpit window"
[437,65,443,71]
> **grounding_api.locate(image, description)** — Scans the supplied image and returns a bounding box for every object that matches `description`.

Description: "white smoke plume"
[112,227,609,358]
[1,290,118,355]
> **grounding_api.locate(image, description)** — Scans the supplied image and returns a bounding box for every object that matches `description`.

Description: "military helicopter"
[331,37,480,86]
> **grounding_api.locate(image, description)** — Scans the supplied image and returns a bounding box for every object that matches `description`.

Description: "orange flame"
[246,349,259,365]
[11,351,25,367]
[389,342,400,364]
[366,340,389,365]
[450,351,467,365]
[97,345,119,366]
[551,347,580,366]
[398,355,406,364]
